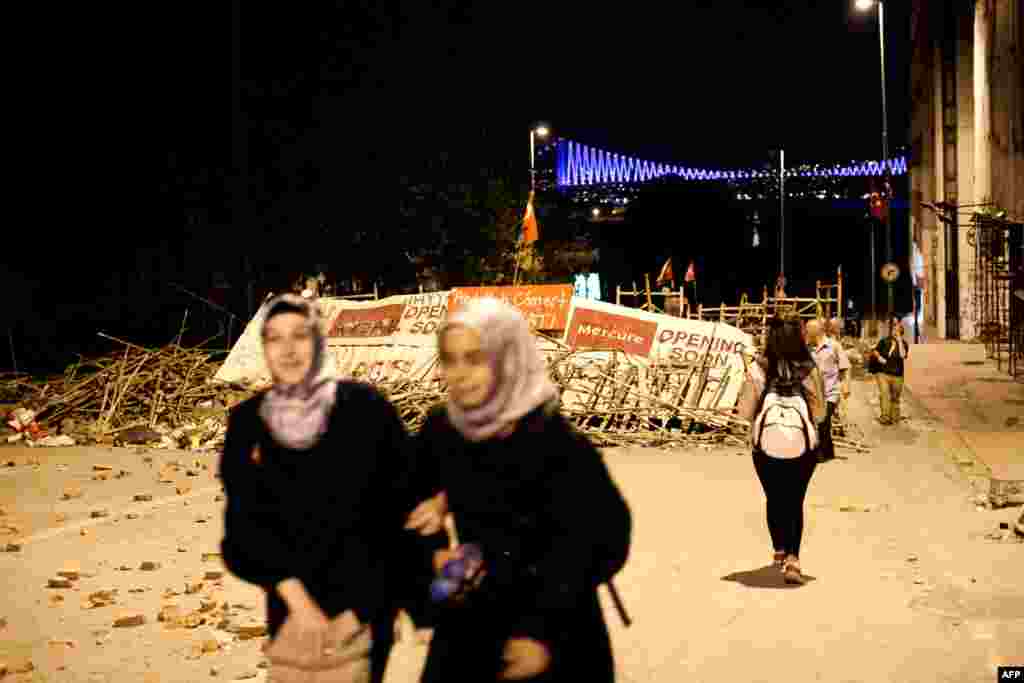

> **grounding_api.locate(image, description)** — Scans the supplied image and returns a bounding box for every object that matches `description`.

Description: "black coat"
[218,381,443,679]
[413,403,632,683]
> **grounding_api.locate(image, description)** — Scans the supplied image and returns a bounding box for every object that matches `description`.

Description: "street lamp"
[856,0,893,324]
[530,125,550,191]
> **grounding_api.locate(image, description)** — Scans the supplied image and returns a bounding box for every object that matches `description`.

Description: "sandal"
[783,558,805,585]
[773,551,786,569]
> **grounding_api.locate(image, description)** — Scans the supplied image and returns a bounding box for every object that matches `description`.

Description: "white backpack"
[753,373,818,459]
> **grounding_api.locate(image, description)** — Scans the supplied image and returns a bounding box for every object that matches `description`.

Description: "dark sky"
[6,1,910,369]
[18,0,913,279]
[157,1,909,187]
[395,1,910,169]
[96,0,910,240]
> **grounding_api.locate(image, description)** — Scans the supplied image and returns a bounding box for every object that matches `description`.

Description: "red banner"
[563,307,658,356]
[328,303,406,339]
[447,285,573,331]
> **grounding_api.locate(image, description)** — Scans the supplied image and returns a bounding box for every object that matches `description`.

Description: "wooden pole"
[644,274,653,311]
[837,265,844,324]
[616,286,621,306]
[7,328,17,375]
[679,285,684,317]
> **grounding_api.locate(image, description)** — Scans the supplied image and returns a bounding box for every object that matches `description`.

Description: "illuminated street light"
[855,0,892,330]
[592,208,600,217]
[530,124,552,191]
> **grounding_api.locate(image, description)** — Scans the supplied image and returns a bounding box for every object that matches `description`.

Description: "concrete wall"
[909,0,1023,340]
[986,0,1024,221]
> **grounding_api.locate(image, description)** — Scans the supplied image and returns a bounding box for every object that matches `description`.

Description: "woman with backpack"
[404,297,632,682]
[218,294,439,683]
[736,314,826,585]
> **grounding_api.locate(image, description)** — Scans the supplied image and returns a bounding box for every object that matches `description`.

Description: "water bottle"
[430,577,459,602]
[431,543,486,602]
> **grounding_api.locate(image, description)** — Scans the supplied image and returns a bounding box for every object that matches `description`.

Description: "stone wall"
[909,0,1023,339]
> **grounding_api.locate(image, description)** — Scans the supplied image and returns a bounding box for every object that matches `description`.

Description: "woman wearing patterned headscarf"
[219,294,440,683]
[404,298,632,682]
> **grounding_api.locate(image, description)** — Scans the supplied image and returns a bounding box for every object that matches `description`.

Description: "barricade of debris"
[373,334,869,452]
[1,335,255,452]
[3,332,867,454]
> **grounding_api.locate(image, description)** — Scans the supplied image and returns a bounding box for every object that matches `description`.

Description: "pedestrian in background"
[869,316,910,425]
[826,317,853,436]
[219,294,438,683]
[405,297,632,682]
[736,314,826,585]
[806,319,851,462]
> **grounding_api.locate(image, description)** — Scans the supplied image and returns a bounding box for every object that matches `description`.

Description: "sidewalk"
[902,341,1024,504]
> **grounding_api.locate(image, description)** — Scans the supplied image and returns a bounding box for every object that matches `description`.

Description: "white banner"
[560,298,754,410]
[215,292,754,412]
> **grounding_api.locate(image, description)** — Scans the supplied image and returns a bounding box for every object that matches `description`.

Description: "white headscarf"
[258,294,338,450]
[439,298,559,442]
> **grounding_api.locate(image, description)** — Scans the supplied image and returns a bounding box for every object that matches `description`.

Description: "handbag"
[265,612,372,683]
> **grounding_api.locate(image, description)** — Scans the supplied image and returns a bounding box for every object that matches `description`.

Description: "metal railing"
[970,215,1023,379]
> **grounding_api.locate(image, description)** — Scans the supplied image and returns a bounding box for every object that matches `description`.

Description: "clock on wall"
[881,262,900,283]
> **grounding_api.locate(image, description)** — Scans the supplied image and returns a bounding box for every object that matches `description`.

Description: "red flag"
[869,178,891,223]
[684,261,696,283]
[655,257,674,286]
[522,191,540,244]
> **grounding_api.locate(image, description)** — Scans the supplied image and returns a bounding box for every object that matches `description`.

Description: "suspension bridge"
[540,137,909,206]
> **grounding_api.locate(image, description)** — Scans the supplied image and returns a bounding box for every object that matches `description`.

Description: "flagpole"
[512,243,521,287]
[515,127,546,287]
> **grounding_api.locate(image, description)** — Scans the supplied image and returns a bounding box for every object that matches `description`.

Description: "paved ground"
[902,341,1024,485]
[1,344,1022,682]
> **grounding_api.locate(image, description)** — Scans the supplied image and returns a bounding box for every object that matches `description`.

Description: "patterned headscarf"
[439,298,559,442]
[258,294,338,450]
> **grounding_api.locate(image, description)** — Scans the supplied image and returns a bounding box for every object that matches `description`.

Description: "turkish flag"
[655,258,674,286]
[522,191,540,244]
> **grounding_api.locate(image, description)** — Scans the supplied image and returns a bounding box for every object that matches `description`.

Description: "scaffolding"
[699,267,844,346]
[616,268,845,348]
[970,215,1023,379]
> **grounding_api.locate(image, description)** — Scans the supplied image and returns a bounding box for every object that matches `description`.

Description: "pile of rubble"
[9,556,273,678]
[375,335,869,452]
[2,333,868,454]
[2,338,254,452]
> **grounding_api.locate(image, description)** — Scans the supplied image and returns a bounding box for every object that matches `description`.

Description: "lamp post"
[779,148,785,280]
[856,0,894,322]
[516,125,550,286]
[530,125,550,191]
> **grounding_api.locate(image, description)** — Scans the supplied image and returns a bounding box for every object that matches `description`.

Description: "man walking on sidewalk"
[807,319,850,461]
[869,316,910,425]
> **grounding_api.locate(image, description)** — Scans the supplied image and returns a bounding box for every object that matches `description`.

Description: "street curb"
[901,383,1024,507]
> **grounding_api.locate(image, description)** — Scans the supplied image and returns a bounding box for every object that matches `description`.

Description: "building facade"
[909,0,1023,340]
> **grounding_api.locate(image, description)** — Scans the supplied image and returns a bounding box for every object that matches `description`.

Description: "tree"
[400,162,539,289]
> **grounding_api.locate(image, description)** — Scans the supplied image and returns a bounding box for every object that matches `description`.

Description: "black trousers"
[752,449,818,557]
[817,402,836,461]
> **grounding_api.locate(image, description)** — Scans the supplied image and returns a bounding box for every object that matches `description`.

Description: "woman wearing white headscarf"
[219,294,439,683]
[405,298,632,682]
